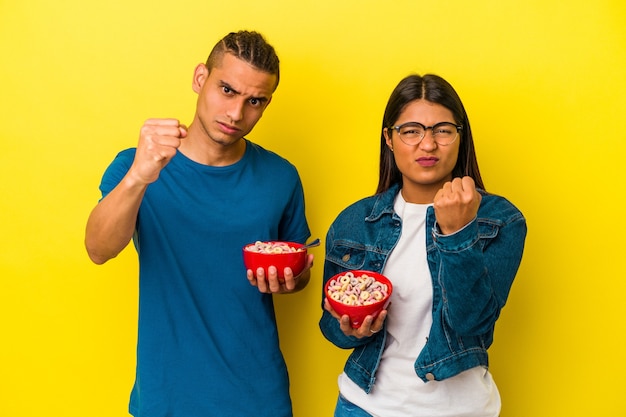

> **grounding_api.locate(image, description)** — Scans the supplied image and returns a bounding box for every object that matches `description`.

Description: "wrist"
[124,167,153,189]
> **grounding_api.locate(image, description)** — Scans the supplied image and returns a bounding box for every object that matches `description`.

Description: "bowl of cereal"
[324,270,392,328]
[243,241,308,280]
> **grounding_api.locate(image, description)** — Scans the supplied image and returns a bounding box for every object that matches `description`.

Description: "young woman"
[320,74,527,417]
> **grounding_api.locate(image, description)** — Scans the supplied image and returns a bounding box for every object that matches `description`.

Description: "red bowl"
[325,270,393,328]
[242,241,307,279]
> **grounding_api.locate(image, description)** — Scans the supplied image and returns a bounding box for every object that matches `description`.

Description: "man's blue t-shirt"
[99,140,310,417]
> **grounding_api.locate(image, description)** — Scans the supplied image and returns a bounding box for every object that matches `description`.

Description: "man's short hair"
[206,30,280,90]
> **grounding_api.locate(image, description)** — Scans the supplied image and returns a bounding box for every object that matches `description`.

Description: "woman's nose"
[418,130,437,150]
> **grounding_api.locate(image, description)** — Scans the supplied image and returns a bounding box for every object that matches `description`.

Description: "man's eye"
[222,86,232,94]
[249,98,259,106]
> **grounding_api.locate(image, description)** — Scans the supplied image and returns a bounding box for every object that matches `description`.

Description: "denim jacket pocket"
[476,218,501,250]
[478,218,502,237]
[326,241,367,270]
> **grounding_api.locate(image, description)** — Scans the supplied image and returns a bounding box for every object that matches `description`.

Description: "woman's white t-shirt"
[337,192,500,417]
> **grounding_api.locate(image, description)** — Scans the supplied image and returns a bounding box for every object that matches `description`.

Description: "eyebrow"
[219,80,270,103]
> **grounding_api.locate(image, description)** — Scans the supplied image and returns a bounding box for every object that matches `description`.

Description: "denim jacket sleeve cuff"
[432,216,478,252]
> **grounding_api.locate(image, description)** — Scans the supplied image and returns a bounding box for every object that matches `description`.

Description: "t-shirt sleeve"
[278,166,311,244]
[98,148,136,200]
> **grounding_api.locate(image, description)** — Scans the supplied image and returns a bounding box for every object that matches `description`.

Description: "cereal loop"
[326,272,389,306]
[245,241,304,254]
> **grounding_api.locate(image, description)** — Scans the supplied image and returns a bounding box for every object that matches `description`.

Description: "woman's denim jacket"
[319,183,527,393]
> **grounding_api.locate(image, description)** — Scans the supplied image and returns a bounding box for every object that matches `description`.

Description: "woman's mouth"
[416,156,439,167]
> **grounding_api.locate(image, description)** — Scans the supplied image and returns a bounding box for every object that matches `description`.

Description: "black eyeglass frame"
[388,121,464,146]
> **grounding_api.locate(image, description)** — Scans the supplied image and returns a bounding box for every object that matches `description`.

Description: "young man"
[85,31,313,417]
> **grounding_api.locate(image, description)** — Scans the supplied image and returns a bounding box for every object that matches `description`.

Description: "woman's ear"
[383,128,394,152]
[192,63,209,94]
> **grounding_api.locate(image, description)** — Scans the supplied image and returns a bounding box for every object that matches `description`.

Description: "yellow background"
[1,0,625,416]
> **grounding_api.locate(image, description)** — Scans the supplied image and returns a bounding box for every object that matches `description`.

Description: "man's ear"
[192,64,209,94]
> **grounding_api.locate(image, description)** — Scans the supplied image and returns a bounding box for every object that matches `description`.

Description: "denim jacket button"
[425,373,435,381]
[342,254,351,262]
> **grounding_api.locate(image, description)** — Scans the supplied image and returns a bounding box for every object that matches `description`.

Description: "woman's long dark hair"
[376,74,485,194]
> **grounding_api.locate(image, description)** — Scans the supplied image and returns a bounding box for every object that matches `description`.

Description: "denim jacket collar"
[365,184,401,223]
